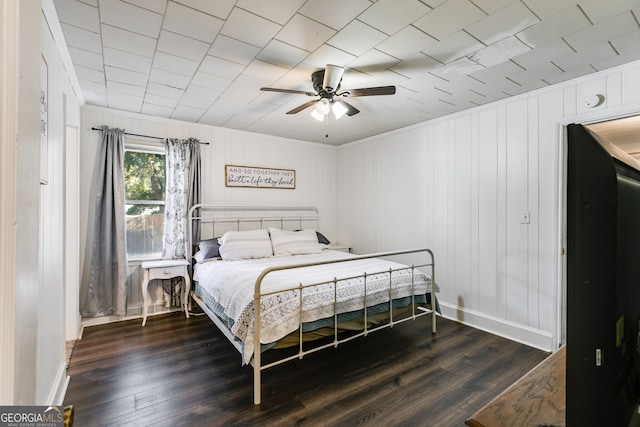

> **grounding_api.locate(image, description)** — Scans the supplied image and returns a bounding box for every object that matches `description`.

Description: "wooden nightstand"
[140,259,191,326]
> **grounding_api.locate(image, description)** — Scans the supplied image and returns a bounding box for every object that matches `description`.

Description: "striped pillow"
[269,228,321,256]
[218,229,273,260]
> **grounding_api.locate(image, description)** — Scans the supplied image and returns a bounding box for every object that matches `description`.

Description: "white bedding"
[194,250,435,363]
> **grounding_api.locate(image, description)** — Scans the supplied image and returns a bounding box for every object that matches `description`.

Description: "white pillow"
[269,228,321,256]
[218,229,273,260]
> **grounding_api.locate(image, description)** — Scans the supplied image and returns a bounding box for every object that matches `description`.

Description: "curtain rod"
[91,127,210,145]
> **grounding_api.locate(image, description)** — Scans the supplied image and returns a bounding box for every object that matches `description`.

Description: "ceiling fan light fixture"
[323,65,344,93]
[310,109,325,121]
[315,98,331,115]
[332,101,348,119]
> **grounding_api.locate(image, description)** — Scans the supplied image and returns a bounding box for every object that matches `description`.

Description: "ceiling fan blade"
[336,99,360,116]
[346,85,396,97]
[261,87,317,97]
[286,99,318,114]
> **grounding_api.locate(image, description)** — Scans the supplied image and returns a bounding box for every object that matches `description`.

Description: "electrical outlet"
[520,211,530,224]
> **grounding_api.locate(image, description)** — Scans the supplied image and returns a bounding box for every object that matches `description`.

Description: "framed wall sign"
[225,165,295,189]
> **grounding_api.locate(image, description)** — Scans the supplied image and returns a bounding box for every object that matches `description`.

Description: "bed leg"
[432,309,437,334]
[254,364,261,404]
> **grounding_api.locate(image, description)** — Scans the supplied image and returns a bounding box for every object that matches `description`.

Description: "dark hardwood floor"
[64,311,548,427]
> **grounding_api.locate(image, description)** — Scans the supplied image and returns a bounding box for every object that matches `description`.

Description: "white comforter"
[194,250,434,363]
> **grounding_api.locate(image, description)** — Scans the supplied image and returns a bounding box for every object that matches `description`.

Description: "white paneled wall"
[79,108,338,319]
[338,60,640,352]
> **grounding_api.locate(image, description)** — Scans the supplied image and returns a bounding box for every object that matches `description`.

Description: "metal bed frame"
[187,205,437,404]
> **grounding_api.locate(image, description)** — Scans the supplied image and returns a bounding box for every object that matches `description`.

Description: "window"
[124,148,165,260]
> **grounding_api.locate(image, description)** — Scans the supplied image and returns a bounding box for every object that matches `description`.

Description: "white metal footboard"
[251,248,436,405]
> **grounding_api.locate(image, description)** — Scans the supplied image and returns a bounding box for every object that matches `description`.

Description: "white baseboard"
[47,361,69,405]
[80,303,181,328]
[439,302,554,352]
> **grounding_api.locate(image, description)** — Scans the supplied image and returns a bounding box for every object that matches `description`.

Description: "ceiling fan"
[260,65,396,121]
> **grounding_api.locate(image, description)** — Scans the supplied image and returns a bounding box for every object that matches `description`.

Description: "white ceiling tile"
[358,0,431,35]
[413,0,486,40]
[543,65,595,84]
[276,14,335,52]
[108,91,144,110]
[422,31,485,64]
[376,26,438,60]
[507,61,562,85]
[516,6,591,48]
[199,55,246,79]
[68,46,104,71]
[553,43,619,71]
[421,0,446,7]
[465,1,539,46]
[390,53,442,78]
[78,0,98,6]
[327,20,388,56]
[564,12,640,52]
[236,0,306,25]
[431,57,485,79]
[511,38,574,69]
[579,0,640,24]
[242,60,290,85]
[224,109,264,130]
[199,104,236,126]
[190,71,232,92]
[74,65,105,83]
[144,93,179,108]
[299,0,371,30]
[101,24,156,58]
[591,49,640,72]
[469,60,523,88]
[147,82,184,99]
[79,79,108,105]
[468,36,530,67]
[54,0,100,32]
[60,23,101,53]
[105,66,148,86]
[107,80,146,97]
[221,7,282,47]
[103,47,152,73]
[173,0,235,20]
[347,50,401,73]
[611,31,640,55]
[303,45,356,69]
[142,103,174,117]
[521,0,579,19]
[172,105,206,121]
[208,35,261,65]
[153,51,199,76]
[472,0,514,14]
[98,0,163,37]
[163,1,223,43]
[123,0,167,14]
[257,40,309,68]
[149,68,191,89]
[181,87,220,105]
[157,30,210,61]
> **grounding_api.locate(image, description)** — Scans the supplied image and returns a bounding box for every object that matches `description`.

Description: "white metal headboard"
[187,205,320,260]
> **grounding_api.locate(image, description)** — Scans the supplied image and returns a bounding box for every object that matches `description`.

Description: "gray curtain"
[82,126,127,317]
